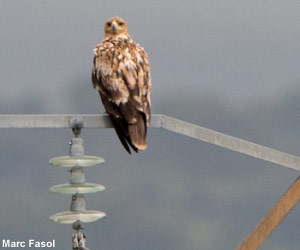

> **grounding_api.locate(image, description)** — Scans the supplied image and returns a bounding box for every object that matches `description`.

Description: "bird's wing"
[92,38,151,152]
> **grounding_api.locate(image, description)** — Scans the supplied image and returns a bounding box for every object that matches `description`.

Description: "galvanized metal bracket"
[72,221,89,250]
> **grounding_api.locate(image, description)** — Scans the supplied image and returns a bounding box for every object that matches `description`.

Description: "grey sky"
[0,1,300,249]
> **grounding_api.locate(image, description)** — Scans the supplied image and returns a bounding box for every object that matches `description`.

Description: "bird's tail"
[128,114,147,151]
[110,115,138,154]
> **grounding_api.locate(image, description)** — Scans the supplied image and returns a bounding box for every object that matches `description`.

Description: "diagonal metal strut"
[236,176,300,250]
[0,114,299,171]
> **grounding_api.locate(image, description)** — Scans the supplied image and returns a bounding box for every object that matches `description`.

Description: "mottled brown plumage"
[92,17,151,154]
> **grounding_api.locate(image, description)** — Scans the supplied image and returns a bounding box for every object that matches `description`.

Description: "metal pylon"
[0,114,298,248]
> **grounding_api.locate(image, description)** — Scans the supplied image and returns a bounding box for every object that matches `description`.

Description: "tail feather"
[110,116,132,154]
[110,115,139,154]
[128,114,147,150]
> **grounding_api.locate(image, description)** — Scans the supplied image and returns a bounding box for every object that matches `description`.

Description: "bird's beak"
[111,21,117,32]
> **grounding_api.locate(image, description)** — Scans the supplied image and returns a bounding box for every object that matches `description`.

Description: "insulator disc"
[49,155,105,167]
[50,183,105,194]
[50,210,106,224]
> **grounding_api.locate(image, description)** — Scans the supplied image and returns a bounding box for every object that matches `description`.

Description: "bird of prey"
[92,17,152,154]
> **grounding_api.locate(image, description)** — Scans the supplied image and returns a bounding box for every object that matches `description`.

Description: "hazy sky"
[0,1,300,249]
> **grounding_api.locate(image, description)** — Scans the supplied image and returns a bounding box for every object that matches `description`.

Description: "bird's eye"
[106,22,111,26]
[118,22,124,26]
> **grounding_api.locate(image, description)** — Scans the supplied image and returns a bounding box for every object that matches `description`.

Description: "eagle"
[92,17,152,154]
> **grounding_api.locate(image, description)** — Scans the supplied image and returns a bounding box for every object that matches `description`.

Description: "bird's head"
[104,17,129,38]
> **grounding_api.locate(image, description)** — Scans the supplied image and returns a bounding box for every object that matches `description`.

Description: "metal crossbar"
[0,114,162,128]
[0,114,299,171]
